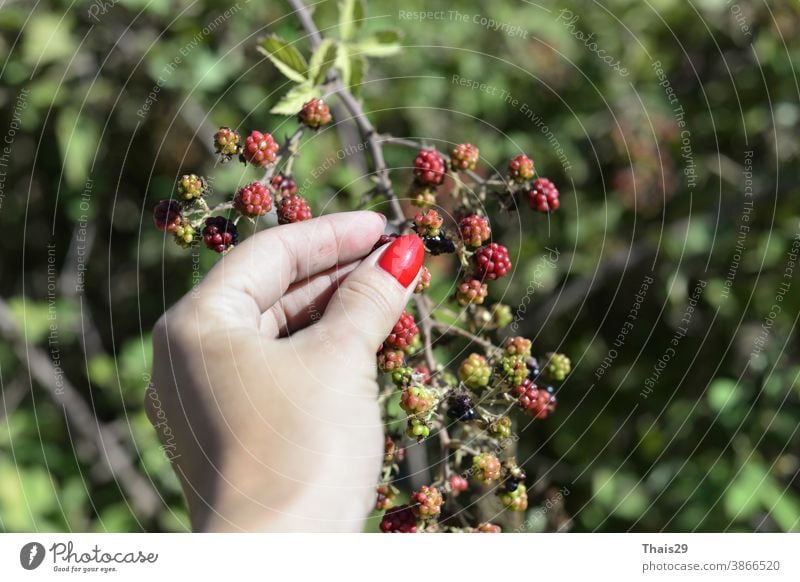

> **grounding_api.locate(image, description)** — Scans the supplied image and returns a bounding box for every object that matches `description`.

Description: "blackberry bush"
[154,0,572,533]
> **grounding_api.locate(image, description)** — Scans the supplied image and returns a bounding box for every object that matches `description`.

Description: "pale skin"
[146,211,419,531]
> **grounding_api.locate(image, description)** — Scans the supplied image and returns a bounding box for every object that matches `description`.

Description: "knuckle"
[341,274,398,320]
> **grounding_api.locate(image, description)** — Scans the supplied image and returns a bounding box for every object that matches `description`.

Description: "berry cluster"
[154,47,572,532]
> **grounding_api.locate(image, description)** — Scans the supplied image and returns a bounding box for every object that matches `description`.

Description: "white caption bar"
[0,533,798,580]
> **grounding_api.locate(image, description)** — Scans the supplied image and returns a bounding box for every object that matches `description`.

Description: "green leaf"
[348,53,367,95]
[308,38,338,85]
[257,34,308,83]
[724,461,766,520]
[353,29,403,57]
[335,43,351,87]
[270,83,321,115]
[338,0,365,41]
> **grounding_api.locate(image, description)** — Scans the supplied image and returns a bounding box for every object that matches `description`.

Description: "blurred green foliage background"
[0,0,798,532]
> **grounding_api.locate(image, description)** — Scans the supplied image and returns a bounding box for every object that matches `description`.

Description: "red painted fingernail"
[377,234,424,288]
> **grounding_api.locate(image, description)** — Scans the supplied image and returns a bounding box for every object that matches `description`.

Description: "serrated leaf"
[338,0,365,41]
[270,84,321,115]
[354,28,403,57]
[349,53,367,96]
[257,34,308,83]
[308,38,338,85]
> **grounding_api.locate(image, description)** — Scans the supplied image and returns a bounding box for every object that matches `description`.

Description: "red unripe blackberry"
[202,216,239,253]
[514,379,556,419]
[456,276,488,307]
[298,98,332,129]
[472,453,502,483]
[508,154,535,182]
[376,484,398,511]
[242,130,279,167]
[400,385,436,415]
[504,336,532,358]
[378,348,405,373]
[412,485,443,520]
[414,209,443,237]
[385,310,419,351]
[234,182,273,217]
[270,173,298,198]
[380,504,418,533]
[176,174,206,201]
[276,195,313,224]
[475,522,502,533]
[473,242,512,280]
[528,177,560,213]
[450,143,479,171]
[213,127,240,160]
[449,475,469,496]
[413,149,446,186]
[414,266,431,294]
[153,200,182,232]
[384,434,405,464]
[458,215,491,248]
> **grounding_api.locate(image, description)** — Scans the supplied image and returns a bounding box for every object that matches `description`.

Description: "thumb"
[306,234,425,353]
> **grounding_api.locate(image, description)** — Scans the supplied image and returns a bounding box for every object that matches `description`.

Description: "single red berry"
[514,378,557,419]
[450,143,479,171]
[400,385,436,415]
[475,522,502,533]
[504,336,532,358]
[528,177,560,213]
[472,453,502,483]
[202,216,239,253]
[377,348,405,373]
[412,485,443,520]
[376,484,398,511]
[380,504,418,533]
[213,127,240,160]
[449,475,469,496]
[153,200,182,232]
[458,215,491,248]
[414,266,431,294]
[298,98,332,129]
[413,149,446,186]
[242,130,279,167]
[473,242,512,280]
[270,173,298,198]
[385,310,419,351]
[456,276,488,307]
[234,182,273,217]
[276,195,313,224]
[508,154,535,182]
[414,209,443,237]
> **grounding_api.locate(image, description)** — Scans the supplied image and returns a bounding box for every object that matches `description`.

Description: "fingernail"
[375,212,387,225]
[378,234,424,287]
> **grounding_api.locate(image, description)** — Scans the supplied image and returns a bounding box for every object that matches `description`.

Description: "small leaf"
[308,38,338,85]
[338,0,365,41]
[348,53,367,95]
[257,34,308,83]
[354,29,403,57]
[270,84,321,115]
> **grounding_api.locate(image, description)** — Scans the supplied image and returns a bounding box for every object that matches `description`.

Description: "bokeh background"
[1,0,799,532]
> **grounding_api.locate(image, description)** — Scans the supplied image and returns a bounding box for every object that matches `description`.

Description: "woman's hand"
[146,211,424,531]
